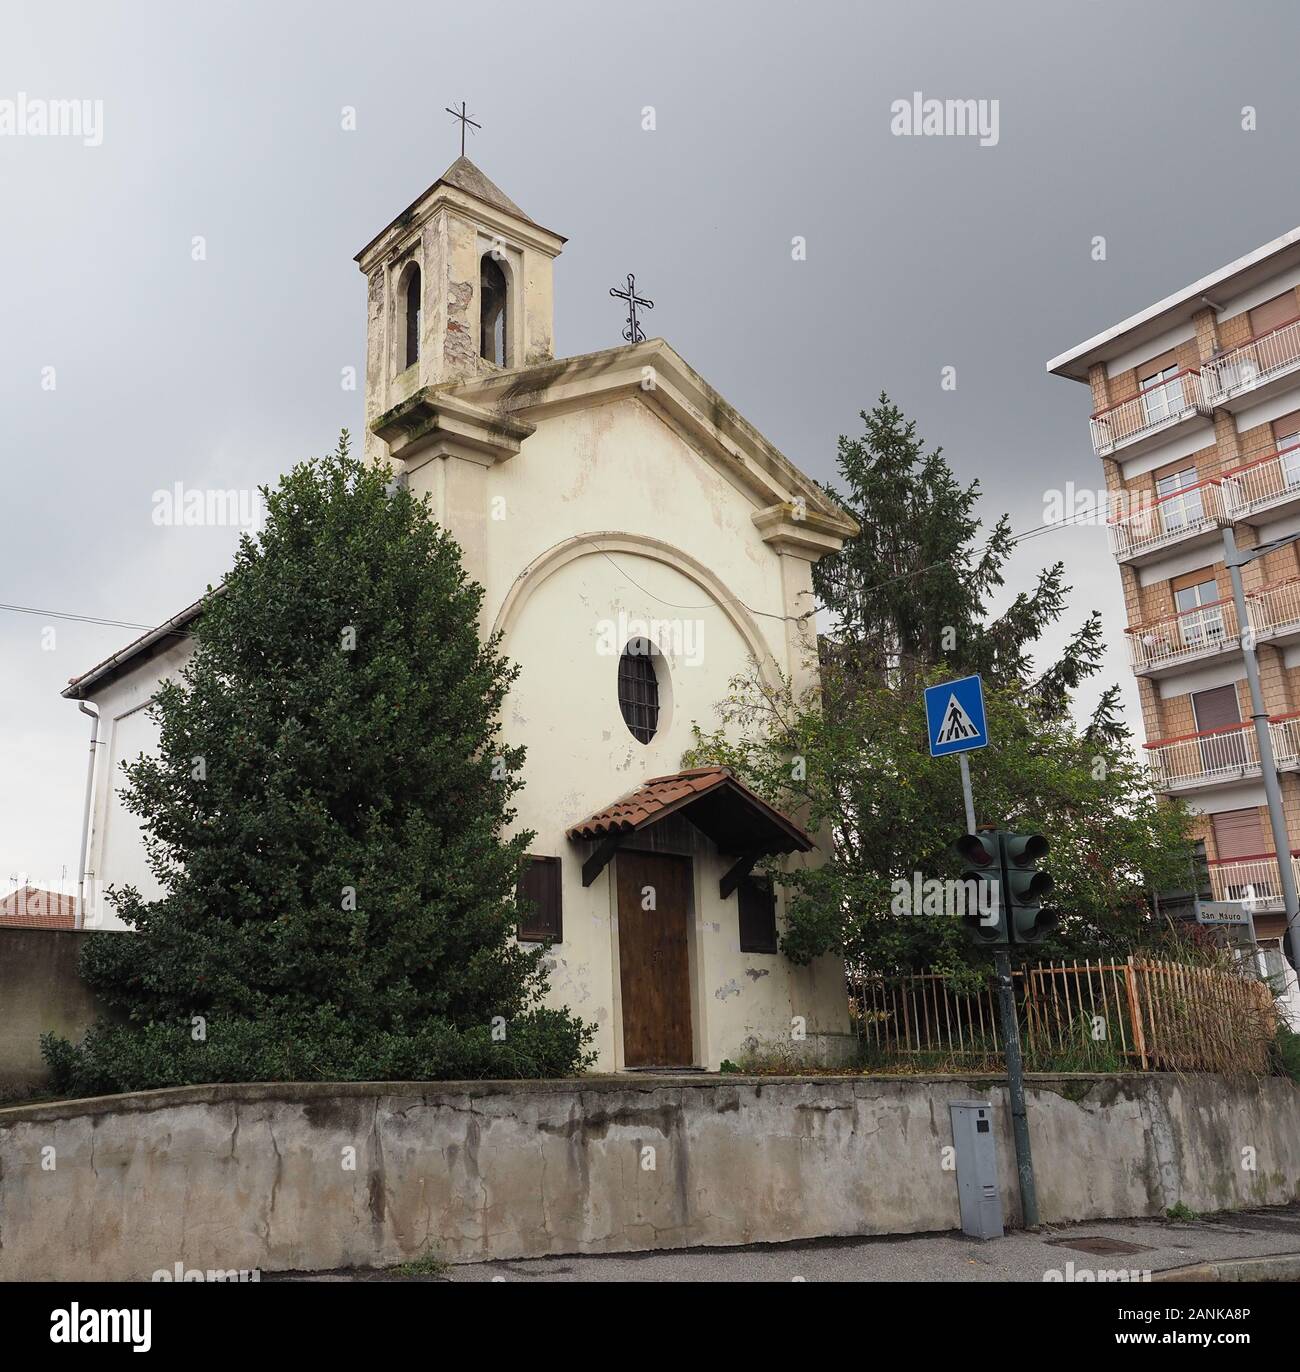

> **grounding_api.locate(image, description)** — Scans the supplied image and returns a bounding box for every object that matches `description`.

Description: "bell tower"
[354,157,566,460]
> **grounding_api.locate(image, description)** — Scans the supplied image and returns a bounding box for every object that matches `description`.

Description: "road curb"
[1152,1252,1300,1283]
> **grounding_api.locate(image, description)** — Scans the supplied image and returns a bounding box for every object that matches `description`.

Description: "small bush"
[389,1252,449,1278]
[1272,1024,1300,1084]
[42,1007,594,1099]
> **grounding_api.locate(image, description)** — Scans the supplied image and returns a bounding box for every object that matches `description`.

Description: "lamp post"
[1221,524,1300,974]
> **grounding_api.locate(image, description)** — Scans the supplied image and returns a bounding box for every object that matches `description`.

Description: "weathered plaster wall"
[0,930,115,1098]
[79,636,194,931]
[2,1074,1297,1281]
[438,395,849,1069]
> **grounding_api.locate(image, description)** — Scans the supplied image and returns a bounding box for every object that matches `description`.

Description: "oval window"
[617,638,660,744]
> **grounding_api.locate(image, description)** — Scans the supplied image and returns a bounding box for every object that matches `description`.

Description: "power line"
[0,602,160,632]
[0,503,1107,640]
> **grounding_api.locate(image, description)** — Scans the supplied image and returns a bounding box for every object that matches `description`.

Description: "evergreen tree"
[45,436,593,1093]
[815,395,1112,731]
[686,397,1192,975]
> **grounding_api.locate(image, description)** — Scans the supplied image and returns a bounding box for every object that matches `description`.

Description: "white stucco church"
[63,156,859,1072]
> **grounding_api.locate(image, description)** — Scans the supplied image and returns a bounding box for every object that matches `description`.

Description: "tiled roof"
[61,591,210,699]
[567,767,729,839]
[0,886,77,929]
[566,766,812,852]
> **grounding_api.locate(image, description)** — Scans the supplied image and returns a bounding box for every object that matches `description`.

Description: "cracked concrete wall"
[3,1073,1300,1280]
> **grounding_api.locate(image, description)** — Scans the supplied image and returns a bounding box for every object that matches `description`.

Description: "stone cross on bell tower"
[353,155,567,462]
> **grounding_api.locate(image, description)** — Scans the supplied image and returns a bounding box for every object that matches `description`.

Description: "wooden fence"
[850,956,1278,1076]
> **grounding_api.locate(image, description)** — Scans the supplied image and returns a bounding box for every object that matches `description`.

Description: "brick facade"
[1082,277,1300,923]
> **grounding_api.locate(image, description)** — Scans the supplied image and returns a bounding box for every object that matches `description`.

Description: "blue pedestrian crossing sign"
[925,674,989,757]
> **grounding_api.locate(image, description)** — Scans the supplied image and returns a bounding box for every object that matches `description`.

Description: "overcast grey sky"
[4,0,1300,889]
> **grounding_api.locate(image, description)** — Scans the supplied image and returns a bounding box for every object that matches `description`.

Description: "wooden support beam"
[719,852,759,901]
[582,835,622,888]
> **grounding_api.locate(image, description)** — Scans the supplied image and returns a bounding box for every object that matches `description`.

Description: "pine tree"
[815,394,1111,727]
[45,436,593,1093]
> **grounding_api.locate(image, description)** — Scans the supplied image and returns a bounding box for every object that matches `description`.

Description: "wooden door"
[616,850,694,1067]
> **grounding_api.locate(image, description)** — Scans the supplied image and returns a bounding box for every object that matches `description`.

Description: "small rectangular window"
[738,874,778,954]
[517,856,562,943]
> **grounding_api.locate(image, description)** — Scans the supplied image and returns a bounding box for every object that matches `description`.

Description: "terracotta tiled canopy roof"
[566,766,813,855]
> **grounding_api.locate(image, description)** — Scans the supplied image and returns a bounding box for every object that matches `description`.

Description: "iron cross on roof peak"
[444,101,481,158]
[610,273,654,344]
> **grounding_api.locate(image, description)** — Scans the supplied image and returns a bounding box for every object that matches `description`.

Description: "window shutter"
[1191,685,1241,732]
[737,875,778,954]
[1250,291,1299,338]
[1212,808,1266,861]
[1272,409,1300,446]
[517,856,562,943]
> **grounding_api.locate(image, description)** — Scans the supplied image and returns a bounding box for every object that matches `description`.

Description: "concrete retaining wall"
[0,928,111,1099]
[2,1072,1299,1280]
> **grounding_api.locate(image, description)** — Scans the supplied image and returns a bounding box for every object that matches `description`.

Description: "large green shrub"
[45,435,593,1093]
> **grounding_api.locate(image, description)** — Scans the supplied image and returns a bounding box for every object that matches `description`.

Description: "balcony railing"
[1108,476,1225,562]
[1270,713,1300,765]
[1126,596,1238,673]
[1145,716,1300,791]
[1128,576,1300,673]
[1090,368,1210,456]
[1144,722,1262,791]
[1245,576,1300,644]
[1208,853,1300,913]
[1203,317,1300,406]
[1221,443,1300,520]
[1248,577,1300,642]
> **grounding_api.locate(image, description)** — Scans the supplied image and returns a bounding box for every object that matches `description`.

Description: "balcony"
[1221,443,1300,523]
[1128,577,1300,675]
[1208,853,1300,914]
[1145,717,1300,793]
[1145,722,1262,792]
[1249,577,1300,647]
[1089,368,1212,458]
[1108,477,1225,566]
[1202,317,1300,410]
[1126,597,1239,677]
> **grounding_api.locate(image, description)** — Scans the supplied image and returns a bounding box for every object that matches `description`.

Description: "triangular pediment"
[382,339,858,553]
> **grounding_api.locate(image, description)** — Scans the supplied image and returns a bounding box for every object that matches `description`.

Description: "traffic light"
[954,829,1056,947]
[954,829,1006,944]
[1002,832,1057,945]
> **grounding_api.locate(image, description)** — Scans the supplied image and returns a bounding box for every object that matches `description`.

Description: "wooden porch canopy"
[565,766,813,896]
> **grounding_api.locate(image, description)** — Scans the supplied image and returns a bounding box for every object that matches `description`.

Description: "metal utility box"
[948,1100,1004,1240]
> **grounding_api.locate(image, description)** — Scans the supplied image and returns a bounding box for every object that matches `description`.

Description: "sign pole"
[930,675,1040,1231]
[958,753,976,834]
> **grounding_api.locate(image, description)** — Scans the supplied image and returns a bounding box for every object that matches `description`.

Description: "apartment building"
[1048,226,1300,973]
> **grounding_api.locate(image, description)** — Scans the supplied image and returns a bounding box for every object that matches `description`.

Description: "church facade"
[64,158,858,1072]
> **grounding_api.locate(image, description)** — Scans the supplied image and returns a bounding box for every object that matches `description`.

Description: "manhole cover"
[1043,1237,1153,1256]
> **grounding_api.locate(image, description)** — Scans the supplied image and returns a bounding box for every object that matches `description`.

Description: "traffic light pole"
[1221,526,1300,974]
[994,946,1040,1230]
[956,756,1041,1230]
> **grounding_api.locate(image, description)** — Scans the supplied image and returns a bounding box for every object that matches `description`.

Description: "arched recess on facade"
[491,531,784,690]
